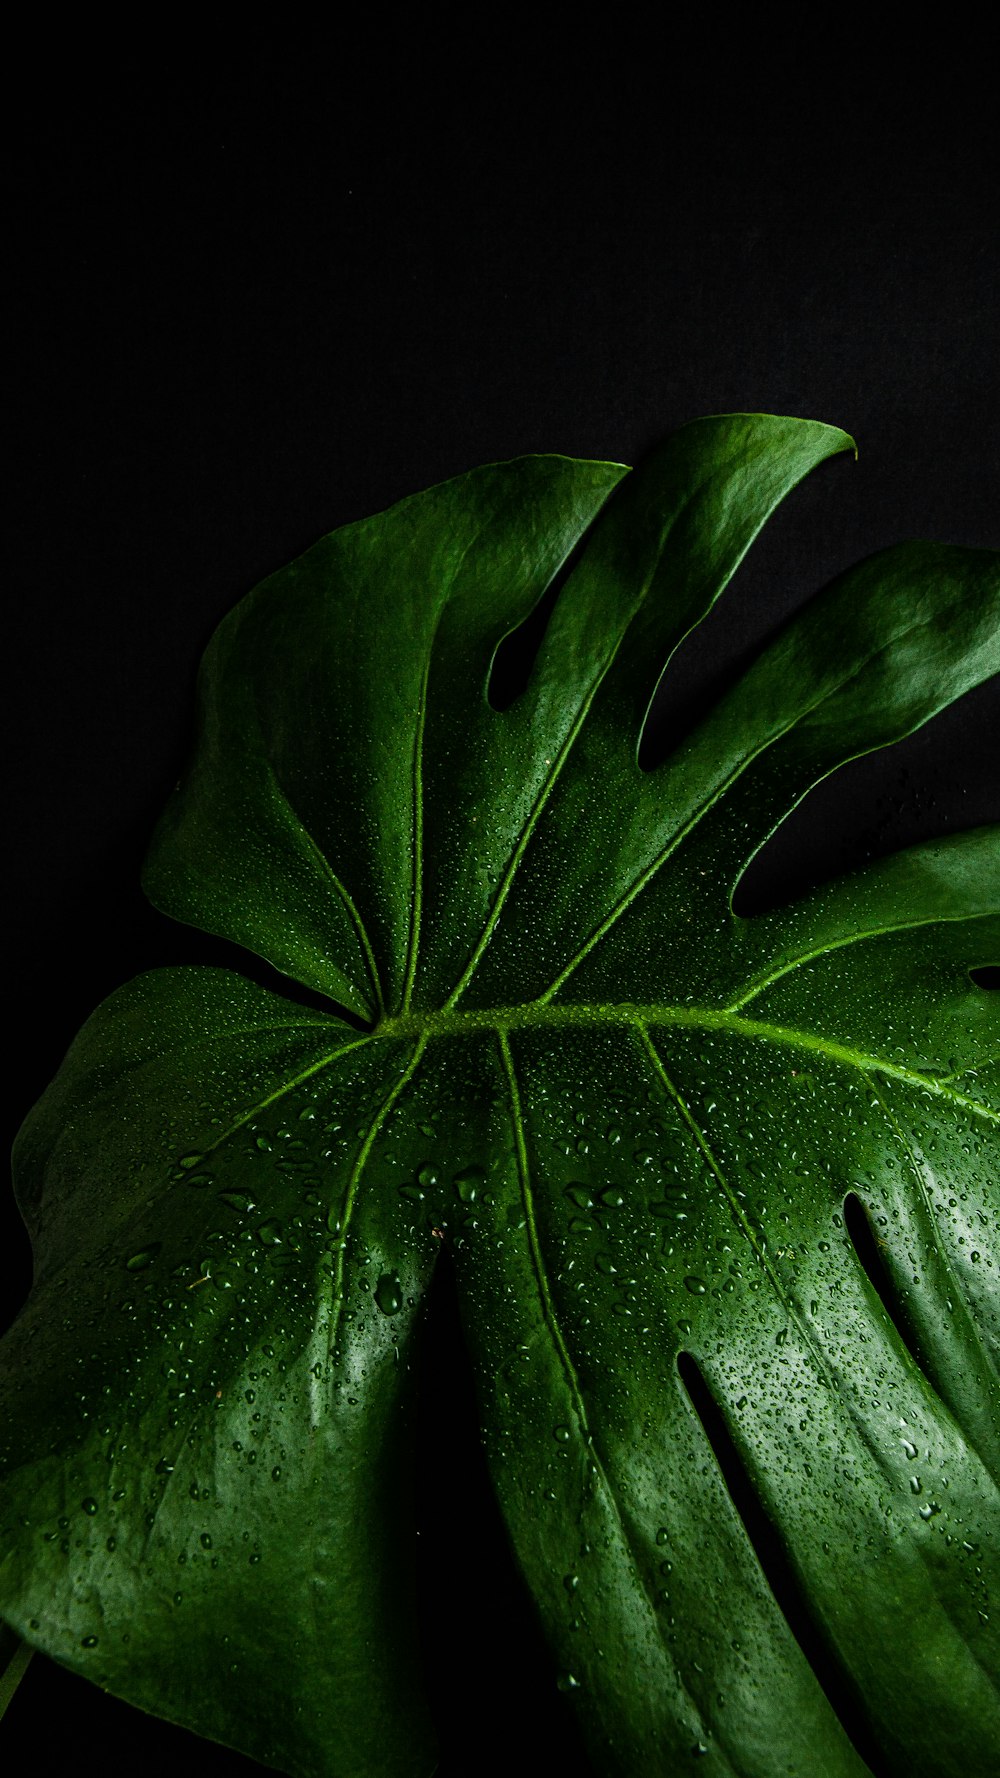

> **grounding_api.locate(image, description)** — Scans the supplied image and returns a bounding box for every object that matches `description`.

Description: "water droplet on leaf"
[453,1166,485,1204]
[220,1191,256,1214]
[375,1273,403,1316]
[125,1246,161,1271]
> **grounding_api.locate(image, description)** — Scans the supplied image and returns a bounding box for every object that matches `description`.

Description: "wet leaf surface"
[2,416,997,1776]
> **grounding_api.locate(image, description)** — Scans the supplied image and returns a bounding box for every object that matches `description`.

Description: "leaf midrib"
[373,1001,998,1122]
[173,996,994,1200]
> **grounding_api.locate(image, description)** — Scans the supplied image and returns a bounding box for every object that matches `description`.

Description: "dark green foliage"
[2,416,997,1776]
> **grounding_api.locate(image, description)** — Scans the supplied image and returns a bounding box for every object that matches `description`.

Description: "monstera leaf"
[1,415,998,1778]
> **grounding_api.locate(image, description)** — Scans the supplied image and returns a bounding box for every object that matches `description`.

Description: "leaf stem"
[0,1634,33,1721]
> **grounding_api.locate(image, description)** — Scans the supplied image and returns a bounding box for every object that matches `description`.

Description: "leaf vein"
[537,603,989,1006]
[497,1029,698,1693]
[401,659,430,1013]
[635,1023,930,1490]
[267,766,386,1017]
[318,1036,428,1416]
[445,637,629,1008]
[727,911,993,1012]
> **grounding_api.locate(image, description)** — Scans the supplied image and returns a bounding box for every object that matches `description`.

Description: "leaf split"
[2,415,998,1778]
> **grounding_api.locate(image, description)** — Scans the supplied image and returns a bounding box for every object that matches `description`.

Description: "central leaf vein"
[378,1004,998,1126]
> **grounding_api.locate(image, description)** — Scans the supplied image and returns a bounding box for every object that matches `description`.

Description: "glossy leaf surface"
[2,416,998,1777]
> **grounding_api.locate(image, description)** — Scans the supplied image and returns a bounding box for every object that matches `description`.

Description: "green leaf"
[2,414,998,1778]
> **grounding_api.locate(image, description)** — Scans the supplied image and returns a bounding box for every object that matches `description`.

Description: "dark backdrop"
[4,40,998,1778]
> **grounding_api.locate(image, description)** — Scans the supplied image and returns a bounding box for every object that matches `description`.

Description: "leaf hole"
[635,461,852,774]
[415,1257,598,1773]
[733,677,1000,917]
[158,920,374,1030]
[969,965,999,990]
[842,1192,934,1376]
[486,527,595,712]
[676,1349,885,1773]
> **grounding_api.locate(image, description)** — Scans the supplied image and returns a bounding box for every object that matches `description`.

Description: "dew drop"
[375,1272,403,1316]
[453,1166,485,1204]
[553,1424,571,1443]
[684,1276,707,1296]
[220,1191,256,1214]
[256,1219,283,1247]
[81,1498,98,1516]
[177,1153,204,1171]
[125,1245,161,1272]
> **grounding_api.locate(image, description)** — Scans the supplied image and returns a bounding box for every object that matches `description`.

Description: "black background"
[4,36,998,1778]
